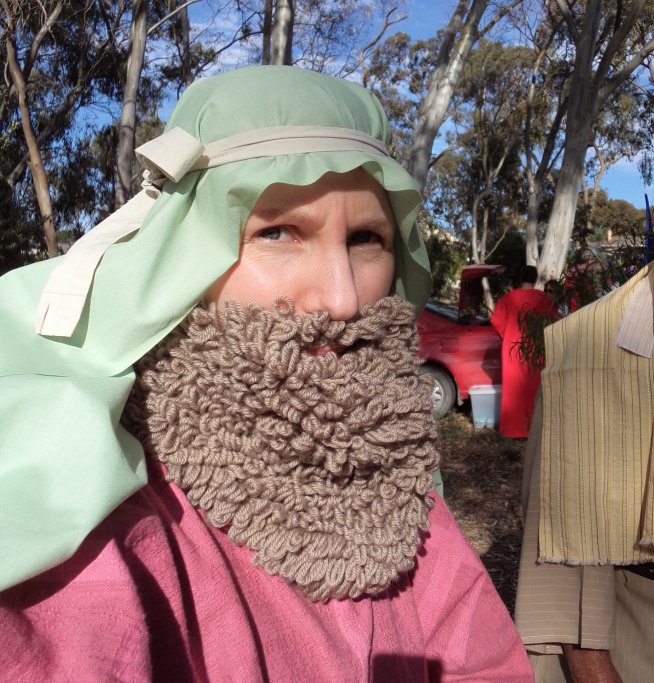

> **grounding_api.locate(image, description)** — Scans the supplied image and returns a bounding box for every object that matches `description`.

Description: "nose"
[298,247,360,320]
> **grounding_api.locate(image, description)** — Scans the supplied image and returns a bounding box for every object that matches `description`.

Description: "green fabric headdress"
[0,65,431,590]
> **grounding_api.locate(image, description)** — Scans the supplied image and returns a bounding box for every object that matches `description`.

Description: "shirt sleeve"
[514,398,616,653]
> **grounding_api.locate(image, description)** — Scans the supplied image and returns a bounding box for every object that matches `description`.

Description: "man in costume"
[0,67,531,681]
[514,263,654,682]
[491,265,558,439]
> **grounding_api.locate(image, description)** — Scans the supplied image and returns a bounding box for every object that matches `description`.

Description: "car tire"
[419,365,456,419]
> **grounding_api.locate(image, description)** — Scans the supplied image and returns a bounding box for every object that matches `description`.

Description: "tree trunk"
[262,0,273,64]
[407,0,488,194]
[480,203,489,262]
[115,0,148,209]
[271,0,294,65]
[522,36,556,268]
[470,188,487,264]
[177,0,192,87]
[537,0,603,281]
[539,116,595,280]
[525,173,541,266]
[583,145,608,239]
[535,0,654,279]
[3,21,59,258]
[481,277,494,313]
[523,88,567,268]
[480,205,495,311]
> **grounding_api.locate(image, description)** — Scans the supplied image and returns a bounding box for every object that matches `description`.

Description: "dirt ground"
[436,405,526,616]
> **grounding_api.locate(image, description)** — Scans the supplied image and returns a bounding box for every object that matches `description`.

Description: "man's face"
[206,168,396,338]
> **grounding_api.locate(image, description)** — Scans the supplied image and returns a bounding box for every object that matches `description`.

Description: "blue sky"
[179,0,652,210]
[400,0,652,210]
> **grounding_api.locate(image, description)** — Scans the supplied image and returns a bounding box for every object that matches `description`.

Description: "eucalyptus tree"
[0,0,260,265]
[261,0,294,65]
[537,0,654,281]
[0,0,415,270]
[115,0,262,207]
[578,86,653,243]
[365,32,436,154]
[114,0,147,208]
[0,0,132,260]
[257,0,406,75]
[406,0,525,195]
[515,5,570,265]
[366,34,529,295]
[450,41,532,268]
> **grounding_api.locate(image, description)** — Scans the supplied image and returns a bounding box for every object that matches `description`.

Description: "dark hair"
[519,265,538,284]
[544,279,558,294]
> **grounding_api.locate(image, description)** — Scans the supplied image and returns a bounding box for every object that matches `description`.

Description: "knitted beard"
[122,295,439,602]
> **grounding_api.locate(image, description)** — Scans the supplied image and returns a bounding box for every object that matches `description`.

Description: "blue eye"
[257,227,282,240]
[249,225,295,244]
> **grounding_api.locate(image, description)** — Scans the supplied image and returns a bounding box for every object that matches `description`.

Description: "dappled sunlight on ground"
[436,404,525,616]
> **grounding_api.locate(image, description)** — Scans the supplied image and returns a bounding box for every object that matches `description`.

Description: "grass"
[436,404,526,616]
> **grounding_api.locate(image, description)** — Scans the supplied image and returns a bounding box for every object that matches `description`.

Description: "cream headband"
[35,125,390,338]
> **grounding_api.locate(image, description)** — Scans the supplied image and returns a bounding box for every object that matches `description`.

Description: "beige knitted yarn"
[122,295,439,601]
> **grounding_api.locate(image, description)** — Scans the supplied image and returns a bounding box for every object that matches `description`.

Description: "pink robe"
[1,462,532,682]
[491,288,557,438]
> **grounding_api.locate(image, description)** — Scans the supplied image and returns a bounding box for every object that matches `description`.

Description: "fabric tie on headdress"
[35,126,390,338]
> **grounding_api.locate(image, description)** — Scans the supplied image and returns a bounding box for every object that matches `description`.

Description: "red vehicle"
[416,265,503,418]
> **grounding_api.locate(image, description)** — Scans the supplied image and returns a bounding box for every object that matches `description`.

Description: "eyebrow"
[251,205,313,223]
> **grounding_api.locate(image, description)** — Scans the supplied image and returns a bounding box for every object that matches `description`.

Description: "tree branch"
[359,7,406,87]
[595,0,647,88]
[428,143,458,169]
[23,0,65,82]
[408,0,488,191]
[212,12,261,57]
[479,0,524,37]
[484,223,511,260]
[147,0,202,36]
[115,0,148,208]
[1,0,58,256]
[96,0,126,88]
[598,35,654,105]
[536,94,568,182]
[0,0,65,119]
[6,80,86,187]
[553,0,580,43]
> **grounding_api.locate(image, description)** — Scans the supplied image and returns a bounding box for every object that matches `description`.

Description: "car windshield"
[424,301,490,326]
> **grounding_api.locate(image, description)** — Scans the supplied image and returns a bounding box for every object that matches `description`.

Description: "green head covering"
[0,65,431,590]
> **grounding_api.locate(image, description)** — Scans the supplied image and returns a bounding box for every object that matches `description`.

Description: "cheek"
[353,252,396,304]
[205,257,291,309]
[206,248,396,310]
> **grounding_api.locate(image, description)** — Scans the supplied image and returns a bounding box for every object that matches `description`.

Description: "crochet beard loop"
[122,295,440,602]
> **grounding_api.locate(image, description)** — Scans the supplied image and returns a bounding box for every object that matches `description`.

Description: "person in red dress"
[491,265,558,438]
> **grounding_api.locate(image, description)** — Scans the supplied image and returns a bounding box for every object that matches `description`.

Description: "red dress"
[0,462,533,681]
[491,288,557,438]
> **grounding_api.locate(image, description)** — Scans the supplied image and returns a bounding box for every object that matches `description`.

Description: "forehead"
[249,168,395,221]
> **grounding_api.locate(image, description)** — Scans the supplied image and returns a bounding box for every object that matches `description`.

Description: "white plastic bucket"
[468,384,502,428]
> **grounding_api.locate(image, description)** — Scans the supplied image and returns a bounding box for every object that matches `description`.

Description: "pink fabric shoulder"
[412,497,534,681]
[1,464,532,682]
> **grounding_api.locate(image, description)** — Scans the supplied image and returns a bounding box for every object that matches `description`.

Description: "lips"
[304,343,346,357]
